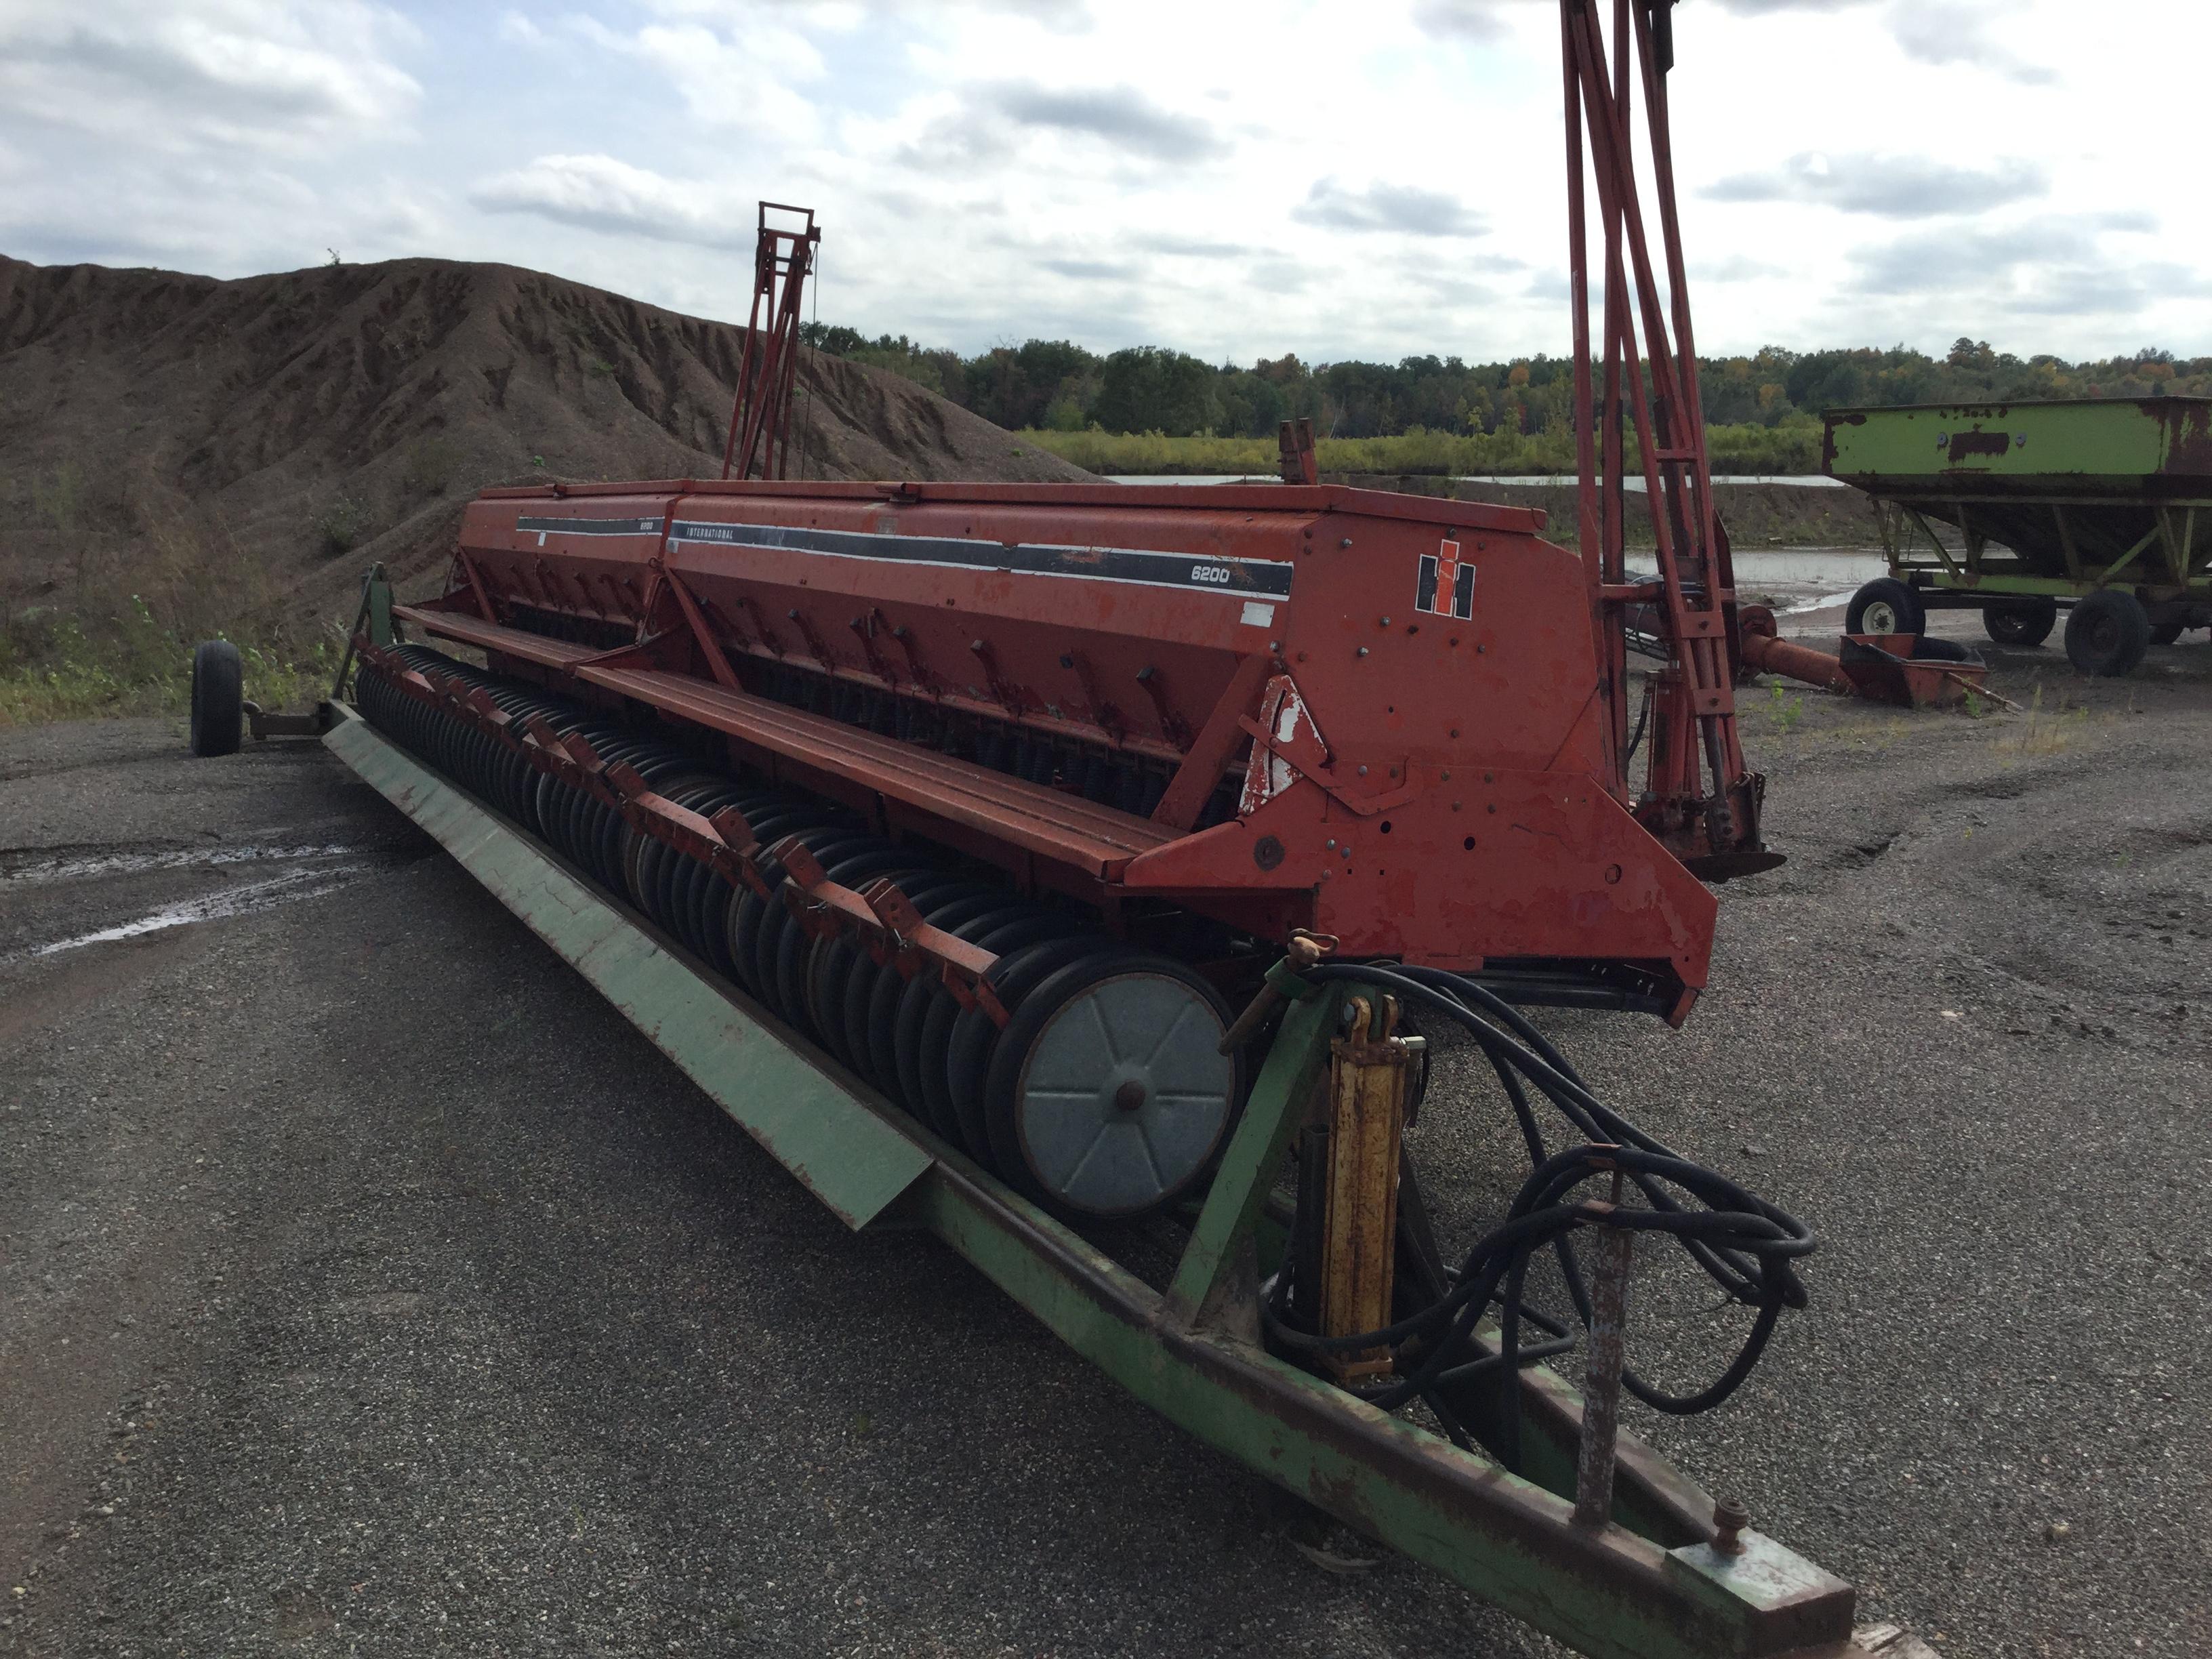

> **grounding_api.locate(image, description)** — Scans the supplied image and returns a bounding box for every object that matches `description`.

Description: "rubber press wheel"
[1982,598,2057,647]
[2065,589,2151,678]
[893,900,1031,1124]
[941,935,1123,1167]
[2148,620,2186,647]
[1844,577,1925,638]
[188,640,244,758]
[916,912,1069,1150]
[983,954,1244,1218]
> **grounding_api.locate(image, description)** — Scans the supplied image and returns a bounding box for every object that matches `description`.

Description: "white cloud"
[1706,152,2049,218]
[1293,180,1486,238]
[2,0,2207,363]
[0,0,427,273]
[0,0,422,152]
[470,155,753,251]
[1889,0,2057,84]
[555,10,828,142]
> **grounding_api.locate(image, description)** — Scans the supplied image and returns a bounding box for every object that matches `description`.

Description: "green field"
[1019,423,1824,477]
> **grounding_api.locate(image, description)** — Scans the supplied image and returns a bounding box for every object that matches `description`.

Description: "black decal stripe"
[1454,571,1476,619]
[514,516,665,537]
[1416,554,1439,613]
[664,519,1294,599]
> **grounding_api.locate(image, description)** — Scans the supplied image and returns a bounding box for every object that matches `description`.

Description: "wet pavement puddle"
[3,841,394,960]
[1,840,367,886]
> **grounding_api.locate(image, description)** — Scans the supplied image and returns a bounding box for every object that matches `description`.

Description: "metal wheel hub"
[1015,972,1234,1213]
[1863,600,1898,634]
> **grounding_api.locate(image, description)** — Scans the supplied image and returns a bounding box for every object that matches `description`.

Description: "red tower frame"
[1561,0,1768,874]
[720,201,821,483]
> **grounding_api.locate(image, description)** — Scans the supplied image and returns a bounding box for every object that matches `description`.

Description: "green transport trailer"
[1822,398,2212,677]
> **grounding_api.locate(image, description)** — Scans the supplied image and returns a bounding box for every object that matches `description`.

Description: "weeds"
[1996,682,2093,758]
[399,435,456,498]
[0,600,339,729]
[1765,681,1804,734]
[318,495,370,556]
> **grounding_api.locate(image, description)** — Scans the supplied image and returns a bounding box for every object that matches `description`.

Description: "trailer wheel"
[188,641,244,757]
[1982,598,2057,647]
[2148,620,2185,647]
[1845,577,1924,638]
[2065,590,2150,678]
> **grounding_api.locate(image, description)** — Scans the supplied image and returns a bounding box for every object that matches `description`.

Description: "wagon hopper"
[1824,396,2212,676]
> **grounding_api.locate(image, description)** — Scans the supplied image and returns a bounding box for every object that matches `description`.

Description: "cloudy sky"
[2,0,2205,365]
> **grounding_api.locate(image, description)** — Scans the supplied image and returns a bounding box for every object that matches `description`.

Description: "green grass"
[1019,422,1824,477]
[1764,680,1805,734]
[0,598,340,730]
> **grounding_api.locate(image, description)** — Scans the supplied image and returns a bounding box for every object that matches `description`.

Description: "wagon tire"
[1845,577,1925,638]
[2148,620,2185,647]
[1910,635,1978,664]
[1982,598,2057,647]
[2065,590,2150,678]
[188,641,244,757]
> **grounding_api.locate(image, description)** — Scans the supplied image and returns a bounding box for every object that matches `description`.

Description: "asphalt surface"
[3,630,2209,1658]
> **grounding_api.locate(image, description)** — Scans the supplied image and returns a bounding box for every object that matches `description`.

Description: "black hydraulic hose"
[1623,682,1652,764]
[1333,964,1790,1301]
[1277,963,1816,1417]
[1334,963,1795,1304]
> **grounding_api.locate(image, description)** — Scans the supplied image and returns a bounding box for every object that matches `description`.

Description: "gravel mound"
[0,253,1087,642]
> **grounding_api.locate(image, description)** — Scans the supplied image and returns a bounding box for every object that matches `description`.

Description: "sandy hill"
[0,253,1086,651]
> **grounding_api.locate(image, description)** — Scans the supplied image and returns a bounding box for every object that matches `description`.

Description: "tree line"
[798,324,2211,443]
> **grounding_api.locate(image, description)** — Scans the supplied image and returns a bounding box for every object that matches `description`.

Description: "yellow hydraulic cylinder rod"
[1319,995,1421,1381]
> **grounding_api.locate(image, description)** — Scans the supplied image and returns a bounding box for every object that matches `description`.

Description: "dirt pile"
[0,253,1087,650]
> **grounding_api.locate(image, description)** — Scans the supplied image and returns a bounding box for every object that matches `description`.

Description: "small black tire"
[1910,635,1979,663]
[188,641,244,757]
[1845,577,1925,638]
[1982,598,2057,647]
[2065,590,2151,678]
[2148,620,2185,647]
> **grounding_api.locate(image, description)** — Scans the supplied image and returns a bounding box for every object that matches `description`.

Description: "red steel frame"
[1562,0,1763,867]
[720,202,820,483]
[382,4,1784,1027]
[397,474,1723,1021]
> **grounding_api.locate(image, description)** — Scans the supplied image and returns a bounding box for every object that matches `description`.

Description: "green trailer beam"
[323,699,1872,1659]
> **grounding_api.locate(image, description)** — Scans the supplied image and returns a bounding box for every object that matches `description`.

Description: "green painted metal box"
[1822,398,2212,598]
[1823,398,2212,493]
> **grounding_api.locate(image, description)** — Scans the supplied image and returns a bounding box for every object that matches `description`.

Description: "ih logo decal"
[1417,539,1475,619]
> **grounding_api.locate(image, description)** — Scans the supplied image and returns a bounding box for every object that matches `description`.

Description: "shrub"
[319,495,369,555]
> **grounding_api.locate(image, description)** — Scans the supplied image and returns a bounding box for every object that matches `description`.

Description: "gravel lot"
[3,631,2208,1659]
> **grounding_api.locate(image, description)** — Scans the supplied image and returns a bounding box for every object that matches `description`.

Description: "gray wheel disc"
[1015,970,1235,1214]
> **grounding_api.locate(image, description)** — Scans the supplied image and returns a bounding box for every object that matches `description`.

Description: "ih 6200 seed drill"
[192,6,1928,1656]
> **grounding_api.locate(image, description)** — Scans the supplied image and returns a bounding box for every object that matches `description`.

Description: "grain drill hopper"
[188,5,1929,1655]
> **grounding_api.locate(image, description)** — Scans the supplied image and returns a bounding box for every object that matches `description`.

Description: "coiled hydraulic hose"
[1265,962,1815,1426]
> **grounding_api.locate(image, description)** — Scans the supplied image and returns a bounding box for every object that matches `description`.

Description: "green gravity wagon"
[1823,398,2212,677]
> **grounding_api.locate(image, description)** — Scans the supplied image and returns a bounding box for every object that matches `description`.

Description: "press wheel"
[984,956,1243,1218]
